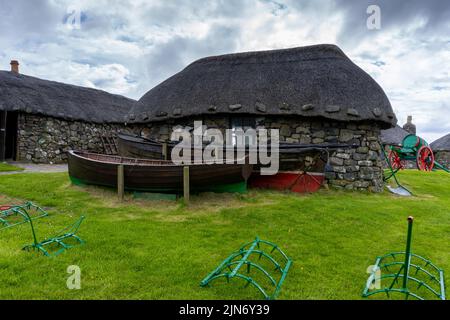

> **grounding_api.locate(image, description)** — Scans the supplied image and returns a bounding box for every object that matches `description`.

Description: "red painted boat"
[249,171,324,193]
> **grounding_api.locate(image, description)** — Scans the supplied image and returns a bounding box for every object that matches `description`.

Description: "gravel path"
[0,162,68,175]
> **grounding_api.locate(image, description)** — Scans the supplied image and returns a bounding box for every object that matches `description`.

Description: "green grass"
[0,170,449,300]
[0,163,24,172]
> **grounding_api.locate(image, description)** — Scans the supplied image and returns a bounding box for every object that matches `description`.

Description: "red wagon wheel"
[388,150,404,170]
[416,146,434,171]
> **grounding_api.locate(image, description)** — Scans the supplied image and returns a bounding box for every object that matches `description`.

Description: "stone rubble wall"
[17,113,128,163]
[129,115,384,192]
[17,113,384,191]
[435,151,450,170]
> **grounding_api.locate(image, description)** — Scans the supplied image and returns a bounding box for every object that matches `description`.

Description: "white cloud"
[0,0,449,141]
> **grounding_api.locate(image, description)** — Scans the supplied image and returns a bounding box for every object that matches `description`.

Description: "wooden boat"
[117,132,357,160]
[249,171,325,193]
[117,133,175,159]
[115,133,351,194]
[248,147,328,193]
[67,150,253,193]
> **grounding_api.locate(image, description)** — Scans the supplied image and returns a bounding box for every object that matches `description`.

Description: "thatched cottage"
[1,45,398,192]
[431,134,450,169]
[380,125,409,147]
[126,44,397,191]
[0,61,134,163]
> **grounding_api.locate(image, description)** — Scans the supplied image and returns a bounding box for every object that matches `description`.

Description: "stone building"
[125,44,397,192]
[0,61,135,163]
[431,133,450,169]
[0,45,400,192]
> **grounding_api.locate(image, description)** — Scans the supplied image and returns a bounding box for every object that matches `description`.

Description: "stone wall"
[127,115,384,192]
[17,113,127,163]
[435,151,450,169]
[16,113,385,191]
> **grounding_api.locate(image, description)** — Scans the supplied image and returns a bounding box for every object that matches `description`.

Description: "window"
[230,117,256,147]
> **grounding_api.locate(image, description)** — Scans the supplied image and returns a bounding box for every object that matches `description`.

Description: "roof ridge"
[185,44,346,67]
[0,70,135,102]
[0,70,135,123]
[131,44,396,128]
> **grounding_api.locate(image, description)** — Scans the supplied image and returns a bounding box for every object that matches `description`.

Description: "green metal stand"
[0,202,49,230]
[363,217,446,300]
[200,237,292,300]
[381,144,412,196]
[22,210,85,257]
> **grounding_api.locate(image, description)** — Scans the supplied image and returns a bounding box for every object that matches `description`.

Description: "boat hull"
[248,171,324,193]
[117,133,170,159]
[68,151,252,193]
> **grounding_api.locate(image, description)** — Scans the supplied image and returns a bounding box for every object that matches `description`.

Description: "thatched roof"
[129,44,396,128]
[0,71,135,123]
[380,125,410,146]
[431,133,450,152]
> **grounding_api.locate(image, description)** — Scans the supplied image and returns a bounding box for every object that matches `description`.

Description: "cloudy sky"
[1,0,449,142]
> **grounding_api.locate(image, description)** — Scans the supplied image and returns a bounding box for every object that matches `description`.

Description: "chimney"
[10,60,19,74]
[403,115,416,135]
[407,115,412,124]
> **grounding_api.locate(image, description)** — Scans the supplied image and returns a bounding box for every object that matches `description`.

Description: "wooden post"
[0,111,7,162]
[117,164,124,201]
[183,166,190,204]
[162,142,168,160]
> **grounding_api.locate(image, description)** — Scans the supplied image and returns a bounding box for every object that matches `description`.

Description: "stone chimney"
[10,60,19,73]
[403,115,416,135]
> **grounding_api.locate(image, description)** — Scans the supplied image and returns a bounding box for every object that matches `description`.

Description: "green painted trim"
[196,181,248,194]
[70,176,88,187]
[133,192,177,201]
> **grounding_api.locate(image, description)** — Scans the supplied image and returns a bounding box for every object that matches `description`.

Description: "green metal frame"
[434,161,450,173]
[22,210,85,257]
[392,134,429,161]
[0,202,49,230]
[200,237,292,300]
[363,217,446,300]
[381,144,412,196]
[382,134,430,195]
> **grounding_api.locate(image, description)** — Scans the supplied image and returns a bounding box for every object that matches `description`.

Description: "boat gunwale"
[117,133,173,146]
[68,150,249,168]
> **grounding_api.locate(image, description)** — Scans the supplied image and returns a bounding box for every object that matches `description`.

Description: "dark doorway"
[4,111,18,160]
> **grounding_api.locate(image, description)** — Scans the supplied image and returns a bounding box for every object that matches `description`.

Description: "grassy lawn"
[0,170,449,300]
[0,163,24,172]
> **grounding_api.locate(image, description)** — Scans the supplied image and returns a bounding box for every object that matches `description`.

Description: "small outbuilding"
[126,44,397,192]
[0,62,135,163]
[431,133,450,169]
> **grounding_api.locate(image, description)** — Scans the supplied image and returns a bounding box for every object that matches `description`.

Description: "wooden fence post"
[162,142,168,160]
[183,166,190,204]
[0,111,7,162]
[117,164,124,201]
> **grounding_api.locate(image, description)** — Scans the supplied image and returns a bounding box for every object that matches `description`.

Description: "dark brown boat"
[117,132,357,160]
[67,150,253,193]
[117,133,175,159]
